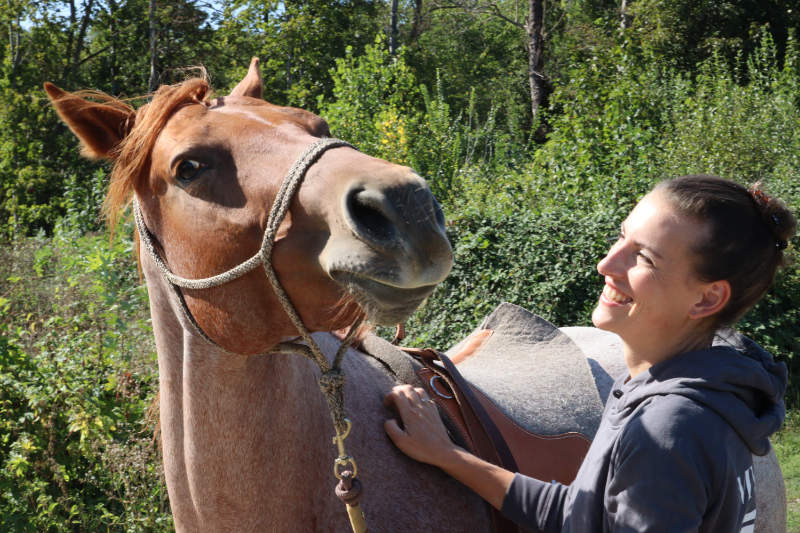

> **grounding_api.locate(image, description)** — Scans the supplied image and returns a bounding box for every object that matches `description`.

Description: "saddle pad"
[559,326,626,407]
[446,303,604,438]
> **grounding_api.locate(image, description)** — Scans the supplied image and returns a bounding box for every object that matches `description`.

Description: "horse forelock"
[104,77,212,230]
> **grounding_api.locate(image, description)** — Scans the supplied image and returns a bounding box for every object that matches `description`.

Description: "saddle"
[360,303,605,533]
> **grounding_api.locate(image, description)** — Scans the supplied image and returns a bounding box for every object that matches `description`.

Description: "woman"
[383,175,795,531]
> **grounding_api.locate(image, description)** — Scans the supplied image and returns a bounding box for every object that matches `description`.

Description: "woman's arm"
[383,384,514,510]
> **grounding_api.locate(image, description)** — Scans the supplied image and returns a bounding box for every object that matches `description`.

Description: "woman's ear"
[689,280,731,320]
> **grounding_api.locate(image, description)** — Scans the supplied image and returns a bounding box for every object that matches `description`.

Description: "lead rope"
[133,137,369,532]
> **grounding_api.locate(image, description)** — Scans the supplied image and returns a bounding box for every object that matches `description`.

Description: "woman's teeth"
[603,285,632,304]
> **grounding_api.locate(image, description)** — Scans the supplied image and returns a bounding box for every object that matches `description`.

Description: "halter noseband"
[133,137,354,382]
[133,137,370,531]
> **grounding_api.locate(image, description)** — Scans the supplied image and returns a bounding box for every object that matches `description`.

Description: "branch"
[482,1,524,29]
[78,44,111,67]
[429,0,525,30]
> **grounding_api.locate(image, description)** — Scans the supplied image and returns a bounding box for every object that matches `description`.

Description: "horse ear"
[230,57,263,99]
[44,82,135,160]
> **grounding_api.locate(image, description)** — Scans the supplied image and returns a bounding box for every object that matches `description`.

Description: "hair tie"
[776,240,788,251]
[751,188,769,206]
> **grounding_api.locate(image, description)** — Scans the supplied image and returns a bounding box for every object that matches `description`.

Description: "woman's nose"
[597,242,625,277]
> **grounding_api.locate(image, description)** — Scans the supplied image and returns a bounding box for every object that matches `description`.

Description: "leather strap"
[437,351,519,473]
[359,334,421,385]
[403,348,521,533]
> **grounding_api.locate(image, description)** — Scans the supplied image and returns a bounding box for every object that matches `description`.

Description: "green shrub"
[0,223,171,531]
[317,35,421,166]
[319,36,526,206]
[404,204,623,348]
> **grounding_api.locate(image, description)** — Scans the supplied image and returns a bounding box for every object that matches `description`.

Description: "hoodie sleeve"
[500,473,569,532]
[604,398,714,532]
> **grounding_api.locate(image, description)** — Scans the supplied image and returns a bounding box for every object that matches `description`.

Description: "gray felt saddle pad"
[446,303,604,438]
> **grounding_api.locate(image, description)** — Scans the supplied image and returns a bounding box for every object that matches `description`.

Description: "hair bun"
[748,183,797,247]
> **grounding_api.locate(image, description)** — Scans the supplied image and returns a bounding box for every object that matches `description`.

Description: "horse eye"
[176,159,206,183]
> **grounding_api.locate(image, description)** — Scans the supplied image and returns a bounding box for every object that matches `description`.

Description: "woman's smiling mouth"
[601,284,633,305]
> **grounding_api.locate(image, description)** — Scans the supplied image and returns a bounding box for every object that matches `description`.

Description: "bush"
[319,36,526,206]
[0,223,171,531]
[404,204,623,348]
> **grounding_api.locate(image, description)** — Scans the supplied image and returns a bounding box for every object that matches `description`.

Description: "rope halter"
[133,137,370,532]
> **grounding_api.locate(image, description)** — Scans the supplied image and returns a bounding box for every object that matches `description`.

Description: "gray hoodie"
[500,332,787,532]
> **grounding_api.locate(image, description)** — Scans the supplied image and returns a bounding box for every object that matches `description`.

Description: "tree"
[148,0,157,91]
[427,0,546,128]
[215,0,380,108]
[622,0,800,70]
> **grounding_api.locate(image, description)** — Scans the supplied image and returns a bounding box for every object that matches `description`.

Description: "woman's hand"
[383,382,515,510]
[383,384,461,469]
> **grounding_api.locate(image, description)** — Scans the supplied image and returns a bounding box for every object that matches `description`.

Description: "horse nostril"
[346,188,396,243]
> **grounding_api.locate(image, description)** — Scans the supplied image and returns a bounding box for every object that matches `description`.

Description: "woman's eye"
[176,159,206,184]
[637,252,654,265]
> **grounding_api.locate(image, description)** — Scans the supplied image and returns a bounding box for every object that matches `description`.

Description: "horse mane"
[105,76,212,230]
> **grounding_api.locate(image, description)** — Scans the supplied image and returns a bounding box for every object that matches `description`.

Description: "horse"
[46,58,785,532]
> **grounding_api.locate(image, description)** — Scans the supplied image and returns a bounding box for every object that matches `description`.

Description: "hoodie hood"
[614,330,787,455]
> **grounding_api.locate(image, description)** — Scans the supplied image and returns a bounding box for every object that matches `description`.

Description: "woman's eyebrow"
[621,222,664,259]
[633,239,664,259]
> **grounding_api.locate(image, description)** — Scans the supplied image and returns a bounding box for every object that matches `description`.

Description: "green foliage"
[774,410,800,532]
[404,205,622,347]
[404,7,530,134]
[0,224,170,530]
[216,0,380,108]
[318,35,421,164]
[626,0,800,71]
[0,87,103,238]
[320,40,524,205]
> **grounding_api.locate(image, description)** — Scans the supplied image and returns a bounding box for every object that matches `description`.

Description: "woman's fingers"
[383,384,459,467]
[383,417,405,443]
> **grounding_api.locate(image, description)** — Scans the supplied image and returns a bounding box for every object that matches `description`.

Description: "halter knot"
[335,470,363,506]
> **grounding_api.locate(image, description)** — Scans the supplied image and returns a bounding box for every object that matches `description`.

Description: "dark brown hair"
[655,175,796,328]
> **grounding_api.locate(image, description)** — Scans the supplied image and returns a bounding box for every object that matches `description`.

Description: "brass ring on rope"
[334,455,358,479]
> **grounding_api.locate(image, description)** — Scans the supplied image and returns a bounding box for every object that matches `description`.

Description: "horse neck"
[140,248,336,529]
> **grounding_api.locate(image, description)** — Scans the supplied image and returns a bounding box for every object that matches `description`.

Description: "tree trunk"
[62,0,76,84]
[148,0,158,92]
[108,0,119,95]
[389,0,399,55]
[69,0,95,85]
[8,15,23,89]
[620,0,630,29]
[526,0,545,125]
[409,0,423,43]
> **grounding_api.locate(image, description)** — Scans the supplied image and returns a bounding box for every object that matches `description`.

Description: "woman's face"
[591,191,713,350]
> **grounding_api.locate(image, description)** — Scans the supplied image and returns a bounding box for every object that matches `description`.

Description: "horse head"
[45,58,453,355]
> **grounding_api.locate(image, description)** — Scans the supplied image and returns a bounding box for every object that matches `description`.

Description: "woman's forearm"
[435,445,515,510]
[383,383,515,509]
